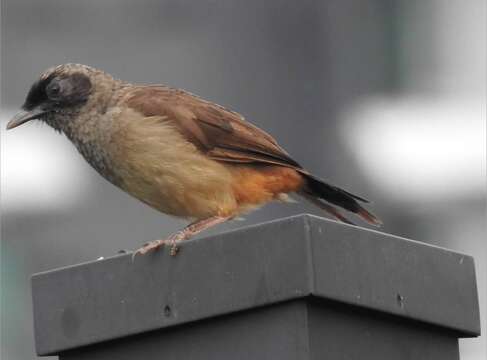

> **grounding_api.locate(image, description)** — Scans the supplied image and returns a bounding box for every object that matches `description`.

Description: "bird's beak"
[6,108,48,130]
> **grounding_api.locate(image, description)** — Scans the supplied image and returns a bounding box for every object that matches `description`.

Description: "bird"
[7,63,381,256]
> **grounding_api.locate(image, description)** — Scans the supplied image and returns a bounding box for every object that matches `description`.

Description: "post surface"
[31,214,480,359]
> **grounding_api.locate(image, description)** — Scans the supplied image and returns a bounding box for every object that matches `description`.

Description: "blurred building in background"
[1,1,485,359]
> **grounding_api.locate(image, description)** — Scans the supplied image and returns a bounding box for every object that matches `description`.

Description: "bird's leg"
[166,216,232,255]
[132,215,231,258]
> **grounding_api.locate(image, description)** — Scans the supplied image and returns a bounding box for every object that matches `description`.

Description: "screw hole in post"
[163,305,172,317]
[396,293,405,308]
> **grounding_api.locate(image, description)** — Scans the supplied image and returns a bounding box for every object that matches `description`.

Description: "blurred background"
[1,0,485,359]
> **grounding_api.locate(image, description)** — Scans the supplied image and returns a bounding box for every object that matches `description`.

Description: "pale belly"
[109,114,239,219]
[117,155,238,219]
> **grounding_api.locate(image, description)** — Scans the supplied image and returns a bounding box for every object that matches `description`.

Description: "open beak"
[6,108,48,130]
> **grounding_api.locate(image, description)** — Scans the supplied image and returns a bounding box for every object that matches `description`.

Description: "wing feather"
[125,86,302,169]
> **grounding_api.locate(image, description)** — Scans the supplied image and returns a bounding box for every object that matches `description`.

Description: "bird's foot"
[131,216,231,261]
[131,239,169,261]
[131,231,186,261]
[165,231,187,256]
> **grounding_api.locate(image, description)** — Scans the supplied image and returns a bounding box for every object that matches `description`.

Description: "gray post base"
[31,214,480,359]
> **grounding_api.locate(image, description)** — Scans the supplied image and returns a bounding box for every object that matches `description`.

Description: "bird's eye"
[46,81,62,100]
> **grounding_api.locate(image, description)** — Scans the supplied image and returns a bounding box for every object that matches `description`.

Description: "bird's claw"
[166,231,186,256]
[170,244,179,256]
[131,239,167,261]
[131,232,186,261]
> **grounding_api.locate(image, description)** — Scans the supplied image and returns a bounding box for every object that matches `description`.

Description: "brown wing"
[125,86,302,169]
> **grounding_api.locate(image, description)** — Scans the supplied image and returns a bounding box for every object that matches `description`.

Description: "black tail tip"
[357,208,382,227]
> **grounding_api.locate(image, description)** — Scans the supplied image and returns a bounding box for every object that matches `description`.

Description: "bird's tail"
[298,173,382,226]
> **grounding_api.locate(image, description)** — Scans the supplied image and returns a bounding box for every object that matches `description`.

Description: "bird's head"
[7,63,116,131]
